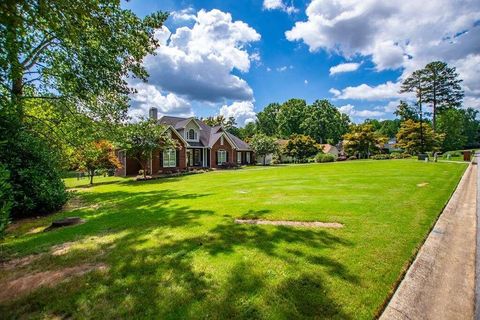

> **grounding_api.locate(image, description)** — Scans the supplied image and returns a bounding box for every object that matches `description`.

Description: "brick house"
[116,108,254,176]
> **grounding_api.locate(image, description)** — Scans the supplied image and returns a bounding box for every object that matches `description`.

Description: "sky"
[123,0,480,125]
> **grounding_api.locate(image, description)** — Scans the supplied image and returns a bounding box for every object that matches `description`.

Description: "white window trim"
[237,151,242,164]
[246,152,250,164]
[218,149,227,165]
[220,136,224,145]
[163,149,176,168]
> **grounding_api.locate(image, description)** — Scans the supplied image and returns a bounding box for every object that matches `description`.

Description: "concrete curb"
[380,162,476,320]
[475,152,480,320]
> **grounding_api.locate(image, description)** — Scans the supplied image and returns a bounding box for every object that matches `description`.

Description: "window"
[218,150,227,164]
[246,152,250,164]
[163,149,176,167]
[188,129,196,140]
[237,152,242,164]
[220,136,224,145]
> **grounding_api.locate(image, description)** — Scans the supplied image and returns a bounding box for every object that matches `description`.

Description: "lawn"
[0,160,467,319]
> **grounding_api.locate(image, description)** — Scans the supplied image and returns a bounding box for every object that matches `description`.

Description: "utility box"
[463,151,471,162]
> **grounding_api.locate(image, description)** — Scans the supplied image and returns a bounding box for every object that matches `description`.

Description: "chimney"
[149,107,158,120]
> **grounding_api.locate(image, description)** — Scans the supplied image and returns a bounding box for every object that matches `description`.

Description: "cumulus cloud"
[330,81,406,101]
[129,82,192,120]
[219,101,257,126]
[338,104,385,119]
[287,0,480,110]
[329,62,361,75]
[171,8,197,22]
[263,0,298,14]
[141,9,260,103]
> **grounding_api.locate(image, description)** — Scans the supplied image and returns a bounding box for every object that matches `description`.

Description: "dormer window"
[188,129,196,140]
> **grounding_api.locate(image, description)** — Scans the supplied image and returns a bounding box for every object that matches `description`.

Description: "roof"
[158,116,251,150]
[319,144,337,153]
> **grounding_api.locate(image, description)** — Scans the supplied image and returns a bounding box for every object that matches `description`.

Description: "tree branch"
[21,36,56,71]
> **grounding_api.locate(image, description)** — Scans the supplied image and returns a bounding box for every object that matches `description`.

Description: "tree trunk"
[263,155,266,166]
[89,169,94,185]
[5,1,24,119]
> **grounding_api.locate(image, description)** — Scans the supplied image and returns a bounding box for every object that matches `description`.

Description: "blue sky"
[123,0,480,125]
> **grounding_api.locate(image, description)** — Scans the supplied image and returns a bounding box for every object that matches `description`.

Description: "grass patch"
[0,160,466,319]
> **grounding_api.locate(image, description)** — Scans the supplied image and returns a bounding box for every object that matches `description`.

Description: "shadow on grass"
[0,188,356,319]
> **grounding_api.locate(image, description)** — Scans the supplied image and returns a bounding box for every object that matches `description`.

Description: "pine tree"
[421,61,464,130]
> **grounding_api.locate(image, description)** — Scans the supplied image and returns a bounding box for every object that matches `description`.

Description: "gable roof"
[158,116,251,150]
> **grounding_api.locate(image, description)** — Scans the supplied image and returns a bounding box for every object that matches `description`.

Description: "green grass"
[0,160,467,319]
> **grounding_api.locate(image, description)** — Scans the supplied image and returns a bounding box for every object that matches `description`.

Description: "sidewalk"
[380,163,477,320]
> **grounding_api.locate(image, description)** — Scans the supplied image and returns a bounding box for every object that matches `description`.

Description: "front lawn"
[0,160,467,319]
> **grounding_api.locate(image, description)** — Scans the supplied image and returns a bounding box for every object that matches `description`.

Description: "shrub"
[0,165,12,237]
[314,153,337,163]
[391,153,412,159]
[0,130,68,219]
[443,151,461,158]
[371,154,391,160]
[348,156,358,160]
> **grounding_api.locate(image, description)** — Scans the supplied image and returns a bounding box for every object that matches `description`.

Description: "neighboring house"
[319,144,339,157]
[257,139,292,165]
[116,108,254,176]
[384,138,402,152]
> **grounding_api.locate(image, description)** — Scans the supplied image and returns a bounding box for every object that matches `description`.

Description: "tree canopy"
[396,120,443,154]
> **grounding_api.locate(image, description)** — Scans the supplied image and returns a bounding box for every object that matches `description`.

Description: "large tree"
[422,61,464,130]
[462,108,480,148]
[301,99,350,144]
[1,0,168,121]
[277,99,307,138]
[256,103,280,136]
[396,120,443,154]
[249,134,278,165]
[342,124,387,159]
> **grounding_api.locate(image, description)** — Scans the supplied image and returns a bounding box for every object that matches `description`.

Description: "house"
[116,107,254,176]
[319,144,339,157]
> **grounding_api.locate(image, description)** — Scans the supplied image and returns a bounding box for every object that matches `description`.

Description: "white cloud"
[338,104,385,119]
[277,66,288,72]
[129,82,192,120]
[263,0,298,14]
[266,67,272,72]
[171,8,197,22]
[286,0,480,109]
[330,81,406,101]
[219,101,256,126]
[140,9,261,103]
[329,62,361,75]
[304,79,308,84]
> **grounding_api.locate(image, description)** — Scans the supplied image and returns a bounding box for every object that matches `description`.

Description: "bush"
[0,129,68,219]
[391,153,412,159]
[348,156,358,160]
[0,165,12,237]
[371,154,391,160]
[314,153,337,163]
[443,151,461,158]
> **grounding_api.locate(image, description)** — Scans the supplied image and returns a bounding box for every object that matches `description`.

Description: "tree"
[277,99,307,138]
[283,134,319,162]
[1,0,168,122]
[122,119,175,179]
[377,119,401,138]
[256,103,280,136]
[462,108,480,148]
[249,134,279,165]
[0,164,12,237]
[400,70,426,152]
[422,61,464,130]
[342,124,388,159]
[238,122,257,140]
[74,140,122,185]
[301,99,350,144]
[436,109,467,151]
[394,101,419,122]
[396,120,443,154]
